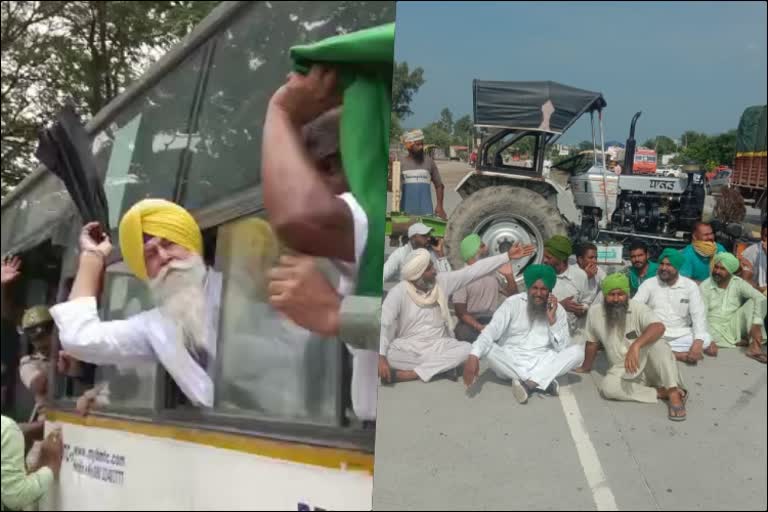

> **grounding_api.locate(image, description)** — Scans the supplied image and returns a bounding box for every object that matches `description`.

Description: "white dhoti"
[665,332,712,353]
[387,337,471,382]
[346,345,378,421]
[486,344,584,391]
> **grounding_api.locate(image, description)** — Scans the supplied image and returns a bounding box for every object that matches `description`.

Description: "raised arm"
[439,253,510,297]
[262,66,354,262]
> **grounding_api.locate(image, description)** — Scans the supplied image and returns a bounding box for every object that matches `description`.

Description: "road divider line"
[559,385,619,511]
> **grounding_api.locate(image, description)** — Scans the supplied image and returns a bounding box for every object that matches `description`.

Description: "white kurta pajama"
[552,264,591,345]
[470,294,583,390]
[380,253,511,382]
[633,275,712,352]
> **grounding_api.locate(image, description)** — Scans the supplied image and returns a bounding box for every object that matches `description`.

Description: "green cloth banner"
[290,23,395,297]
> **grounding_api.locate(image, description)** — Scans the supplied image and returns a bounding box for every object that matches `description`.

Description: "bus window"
[181,1,396,210]
[93,47,207,236]
[90,268,159,411]
[212,216,342,425]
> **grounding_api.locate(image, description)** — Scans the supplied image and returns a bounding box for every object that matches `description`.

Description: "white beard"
[148,255,208,361]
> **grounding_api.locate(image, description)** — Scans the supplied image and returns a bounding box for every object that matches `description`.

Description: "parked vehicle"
[444,80,712,272]
[731,105,767,218]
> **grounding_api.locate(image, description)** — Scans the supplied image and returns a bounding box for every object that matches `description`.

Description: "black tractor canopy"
[473,80,607,134]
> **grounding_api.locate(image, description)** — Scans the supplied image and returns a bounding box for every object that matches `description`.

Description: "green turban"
[460,234,483,262]
[713,252,739,274]
[544,235,572,262]
[601,273,630,296]
[523,264,557,291]
[659,248,685,270]
[290,23,394,297]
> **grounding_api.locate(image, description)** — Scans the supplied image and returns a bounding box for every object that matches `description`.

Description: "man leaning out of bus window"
[262,65,379,425]
[50,200,222,411]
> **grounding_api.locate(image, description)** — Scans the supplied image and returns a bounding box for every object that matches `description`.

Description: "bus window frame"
[31,0,385,452]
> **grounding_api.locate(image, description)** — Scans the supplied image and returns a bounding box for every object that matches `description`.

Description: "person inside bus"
[49,200,222,408]
[261,67,377,425]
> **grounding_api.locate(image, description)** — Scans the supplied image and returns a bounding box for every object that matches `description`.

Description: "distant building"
[662,153,678,165]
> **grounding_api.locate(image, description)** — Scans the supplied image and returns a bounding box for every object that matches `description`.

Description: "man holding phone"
[463,264,583,404]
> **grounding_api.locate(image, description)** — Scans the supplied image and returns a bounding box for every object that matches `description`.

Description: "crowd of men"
[379,218,767,422]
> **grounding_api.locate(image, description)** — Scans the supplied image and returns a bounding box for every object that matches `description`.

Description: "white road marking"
[558,385,619,511]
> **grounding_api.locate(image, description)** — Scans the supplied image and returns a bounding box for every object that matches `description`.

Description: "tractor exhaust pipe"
[624,111,642,176]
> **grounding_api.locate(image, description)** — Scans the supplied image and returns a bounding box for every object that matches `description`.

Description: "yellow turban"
[118,199,203,281]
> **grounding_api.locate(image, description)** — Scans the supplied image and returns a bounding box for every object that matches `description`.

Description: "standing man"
[634,248,714,364]
[462,265,583,404]
[586,273,688,421]
[543,235,590,343]
[379,243,534,384]
[452,234,517,342]
[680,222,726,283]
[626,239,659,296]
[382,222,451,283]
[399,129,447,219]
[700,253,767,364]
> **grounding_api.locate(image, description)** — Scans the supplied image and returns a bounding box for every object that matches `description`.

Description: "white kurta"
[470,294,582,390]
[380,253,511,381]
[633,275,711,352]
[552,264,591,343]
[50,270,222,407]
[566,263,605,345]
[382,243,452,283]
[335,193,378,422]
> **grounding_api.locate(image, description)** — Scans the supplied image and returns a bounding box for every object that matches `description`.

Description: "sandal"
[746,351,768,364]
[667,389,688,422]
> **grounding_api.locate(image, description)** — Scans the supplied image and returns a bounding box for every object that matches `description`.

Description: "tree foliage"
[670,129,737,171]
[1,0,219,196]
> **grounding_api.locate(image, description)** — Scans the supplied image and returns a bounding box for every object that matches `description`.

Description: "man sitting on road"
[586,273,688,421]
[543,235,590,343]
[382,222,451,283]
[634,248,714,365]
[379,243,535,384]
[700,252,767,364]
[680,222,726,283]
[741,221,767,294]
[626,239,659,297]
[462,265,583,404]
[452,234,518,342]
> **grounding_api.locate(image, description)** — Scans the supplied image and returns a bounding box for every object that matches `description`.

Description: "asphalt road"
[374,160,767,511]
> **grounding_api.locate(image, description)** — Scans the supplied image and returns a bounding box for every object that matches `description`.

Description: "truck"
[731,105,767,218]
[443,80,711,273]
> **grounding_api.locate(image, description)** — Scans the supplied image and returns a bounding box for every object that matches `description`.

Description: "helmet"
[21,305,53,330]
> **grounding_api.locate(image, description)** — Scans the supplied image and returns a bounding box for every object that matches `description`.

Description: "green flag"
[290,22,394,297]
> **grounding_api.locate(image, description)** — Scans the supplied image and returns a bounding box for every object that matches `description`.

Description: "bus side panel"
[42,422,372,511]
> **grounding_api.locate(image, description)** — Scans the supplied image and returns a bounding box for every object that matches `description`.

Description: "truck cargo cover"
[473,80,607,134]
[736,105,767,154]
